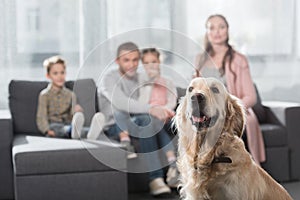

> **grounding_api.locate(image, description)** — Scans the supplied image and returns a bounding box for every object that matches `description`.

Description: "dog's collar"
[212,156,232,164]
[194,156,232,171]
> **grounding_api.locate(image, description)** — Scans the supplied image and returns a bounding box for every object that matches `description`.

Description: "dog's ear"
[226,95,246,137]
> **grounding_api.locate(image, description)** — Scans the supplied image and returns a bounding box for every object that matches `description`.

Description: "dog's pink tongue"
[192,116,205,123]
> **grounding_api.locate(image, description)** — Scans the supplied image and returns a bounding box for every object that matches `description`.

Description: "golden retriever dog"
[175,77,292,200]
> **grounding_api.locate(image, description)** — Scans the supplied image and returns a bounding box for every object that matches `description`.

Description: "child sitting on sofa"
[140,48,179,188]
[36,55,104,139]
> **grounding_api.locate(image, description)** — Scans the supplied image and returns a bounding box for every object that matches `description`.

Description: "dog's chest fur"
[179,134,251,200]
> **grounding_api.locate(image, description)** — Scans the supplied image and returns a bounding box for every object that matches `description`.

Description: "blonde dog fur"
[175,77,292,200]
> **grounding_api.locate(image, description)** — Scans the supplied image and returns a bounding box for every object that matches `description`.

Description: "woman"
[195,14,265,164]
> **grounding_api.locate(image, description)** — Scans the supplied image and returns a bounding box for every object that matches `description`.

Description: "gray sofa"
[251,86,300,182]
[1,79,128,200]
[257,101,300,182]
[1,79,299,200]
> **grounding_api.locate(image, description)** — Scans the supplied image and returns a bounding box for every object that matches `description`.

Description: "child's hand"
[149,106,169,121]
[167,109,175,118]
[47,130,56,137]
[164,109,175,122]
[74,104,83,112]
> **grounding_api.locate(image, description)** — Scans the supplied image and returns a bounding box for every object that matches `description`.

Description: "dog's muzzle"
[190,93,218,130]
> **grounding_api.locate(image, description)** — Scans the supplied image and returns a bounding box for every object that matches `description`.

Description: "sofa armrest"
[263,101,300,126]
[0,110,13,147]
[263,101,300,181]
[0,110,14,199]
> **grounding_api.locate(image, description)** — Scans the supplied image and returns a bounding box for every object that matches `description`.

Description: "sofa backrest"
[252,84,267,124]
[9,80,49,135]
[9,79,97,135]
[73,79,98,126]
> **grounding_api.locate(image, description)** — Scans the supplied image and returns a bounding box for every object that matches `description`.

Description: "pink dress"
[149,78,168,106]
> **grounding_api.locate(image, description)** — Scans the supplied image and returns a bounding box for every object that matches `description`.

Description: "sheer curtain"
[185,0,299,102]
[0,0,106,109]
[0,0,299,109]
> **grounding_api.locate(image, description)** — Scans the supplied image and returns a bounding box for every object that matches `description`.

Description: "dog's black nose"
[191,93,205,102]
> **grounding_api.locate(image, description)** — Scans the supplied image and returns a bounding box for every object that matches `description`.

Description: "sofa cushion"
[252,85,267,124]
[175,87,186,110]
[73,79,98,126]
[13,135,126,176]
[260,124,287,147]
[9,79,97,135]
[176,87,186,99]
[261,147,290,182]
[9,80,49,135]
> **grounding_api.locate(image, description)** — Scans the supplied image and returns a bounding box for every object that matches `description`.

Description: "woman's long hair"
[197,14,236,81]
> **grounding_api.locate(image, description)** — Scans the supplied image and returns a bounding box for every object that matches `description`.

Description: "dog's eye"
[188,86,194,92]
[211,86,219,93]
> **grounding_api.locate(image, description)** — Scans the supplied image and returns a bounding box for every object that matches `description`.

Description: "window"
[186,0,294,56]
[0,0,299,109]
[27,8,40,32]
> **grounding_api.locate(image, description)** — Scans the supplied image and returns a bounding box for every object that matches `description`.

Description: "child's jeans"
[49,123,72,138]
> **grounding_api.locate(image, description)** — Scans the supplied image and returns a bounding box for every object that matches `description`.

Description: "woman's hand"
[192,69,200,79]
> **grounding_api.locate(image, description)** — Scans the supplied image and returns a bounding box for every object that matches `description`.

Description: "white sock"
[87,112,105,140]
[71,112,85,139]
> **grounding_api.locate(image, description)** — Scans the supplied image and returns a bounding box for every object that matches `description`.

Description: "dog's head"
[176,77,245,141]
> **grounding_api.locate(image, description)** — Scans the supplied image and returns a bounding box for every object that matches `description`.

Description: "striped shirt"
[36,83,76,134]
